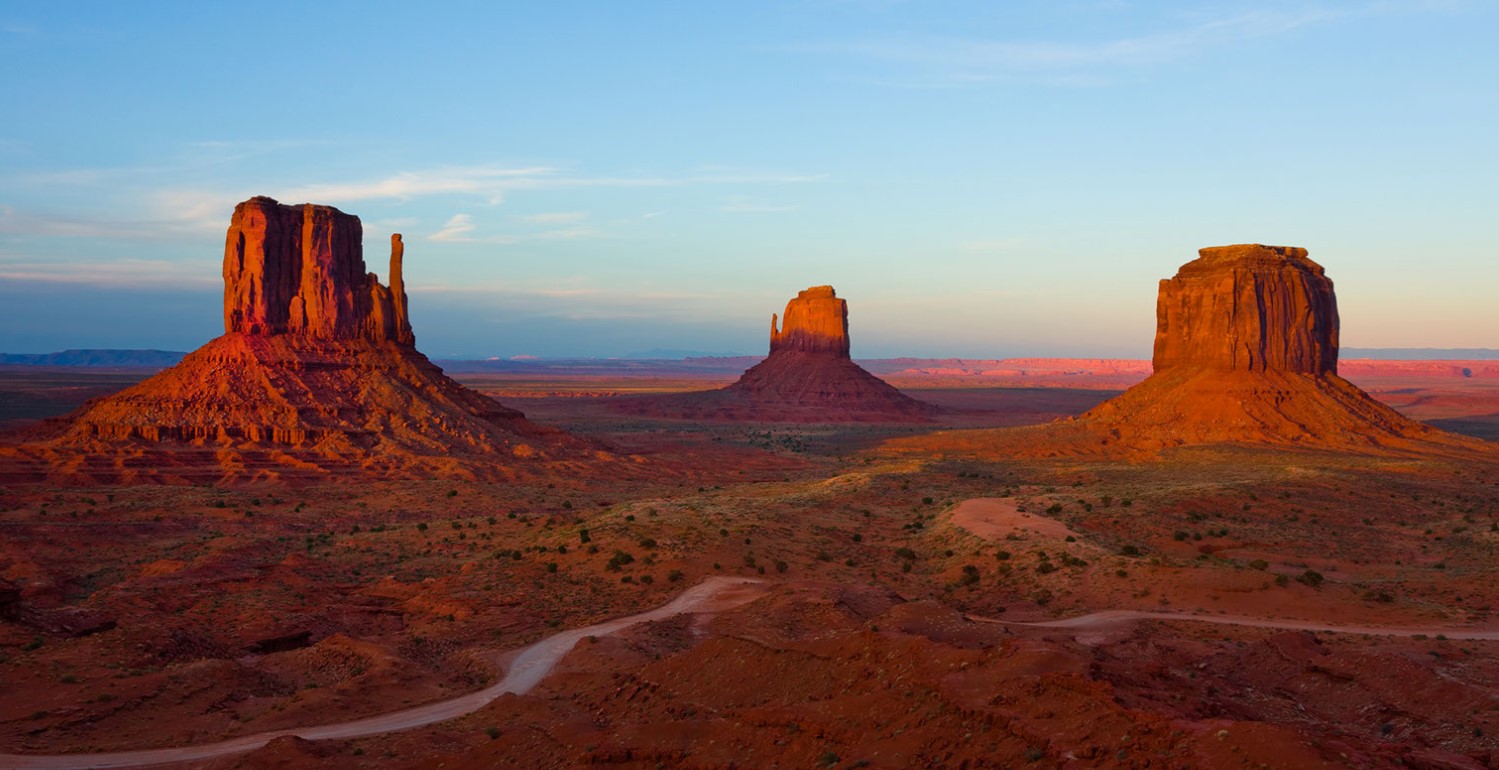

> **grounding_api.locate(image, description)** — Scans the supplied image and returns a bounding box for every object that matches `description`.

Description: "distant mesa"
[0,196,600,483]
[615,285,938,423]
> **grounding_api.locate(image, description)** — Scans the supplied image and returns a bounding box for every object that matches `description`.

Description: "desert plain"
[0,203,1497,770]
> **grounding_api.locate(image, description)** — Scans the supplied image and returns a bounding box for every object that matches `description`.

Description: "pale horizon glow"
[1,1,1495,358]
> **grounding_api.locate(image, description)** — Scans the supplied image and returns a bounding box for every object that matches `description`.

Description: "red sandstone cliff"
[770,286,850,357]
[1152,245,1338,375]
[223,197,413,344]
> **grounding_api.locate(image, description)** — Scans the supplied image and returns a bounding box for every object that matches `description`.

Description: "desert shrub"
[775,560,788,573]
[1035,562,1058,575]
[1248,559,1269,571]
[668,569,684,582]
[578,528,591,543]
[959,565,980,586]
[545,562,558,573]
[639,537,657,549]
[1120,545,1141,556]
[606,550,635,571]
[895,547,917,561]
[1296,570,1325,587]
[995,550,1011,561]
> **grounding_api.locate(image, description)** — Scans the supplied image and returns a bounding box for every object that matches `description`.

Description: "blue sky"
[1,1,1495,358]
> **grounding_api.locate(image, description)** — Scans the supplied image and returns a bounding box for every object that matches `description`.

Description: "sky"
[1,1,1495,359]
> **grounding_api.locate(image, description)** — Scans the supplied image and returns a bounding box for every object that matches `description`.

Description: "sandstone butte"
[617,286,939,422]
[886,245,1490,459]
[1070,244,1484,454]
[0,197,603,483]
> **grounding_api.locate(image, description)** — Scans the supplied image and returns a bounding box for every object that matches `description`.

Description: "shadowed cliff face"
[1153,245,1338,375]
[769,286,850,357]
[223,197,413,345]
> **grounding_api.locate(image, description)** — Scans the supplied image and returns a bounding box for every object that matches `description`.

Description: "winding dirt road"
[5,578,1496,769]
[0,577,767,770]
[978,608,1499,641]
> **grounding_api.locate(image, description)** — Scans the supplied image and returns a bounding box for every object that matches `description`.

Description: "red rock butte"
[0,197,603,483]
[223,197,414,344]
[1073,244,1476,453]
[769,285,850,357]
[616,286,937,422]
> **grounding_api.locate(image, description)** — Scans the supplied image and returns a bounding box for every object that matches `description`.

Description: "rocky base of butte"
[0,197,602,483]
[616,286,939,423]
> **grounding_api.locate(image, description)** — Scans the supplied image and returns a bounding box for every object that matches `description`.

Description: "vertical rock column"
[1151,244,1340,375]
[222,196,412,344]
[769,285,851,357]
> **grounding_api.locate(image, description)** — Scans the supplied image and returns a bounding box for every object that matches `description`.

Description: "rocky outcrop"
[2,197,601,482]
[770,285,850,357]
[223,197,412,344]
[615,285,937,422]
[1153,245,1338,375]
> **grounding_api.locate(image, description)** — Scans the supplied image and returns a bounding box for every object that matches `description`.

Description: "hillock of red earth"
[0,197,607,483]
[612,286,939,422]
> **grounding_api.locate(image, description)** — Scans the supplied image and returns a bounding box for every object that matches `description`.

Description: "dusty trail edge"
[0,577,768,770]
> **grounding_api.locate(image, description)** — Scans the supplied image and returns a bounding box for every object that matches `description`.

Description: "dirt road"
[0,577,767,770]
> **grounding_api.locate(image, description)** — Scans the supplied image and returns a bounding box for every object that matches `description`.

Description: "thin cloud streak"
[801,1,1452,86]
[428,213,477,242]
[0,258,220,288]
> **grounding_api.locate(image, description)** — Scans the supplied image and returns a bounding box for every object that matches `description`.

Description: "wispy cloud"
[518,211,589,224]
[0,152,826,245]
[0,257,219,288]
[282,167,554,204]
[413,282,732,322]
[800,2,1447,87]
[428,213,478,242]
[721,201,795,214]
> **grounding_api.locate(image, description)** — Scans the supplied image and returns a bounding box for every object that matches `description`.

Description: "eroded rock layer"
[615,286,937,423]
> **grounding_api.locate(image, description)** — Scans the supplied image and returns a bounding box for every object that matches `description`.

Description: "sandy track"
[975,608,1499,641]
[0,577,766,770]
